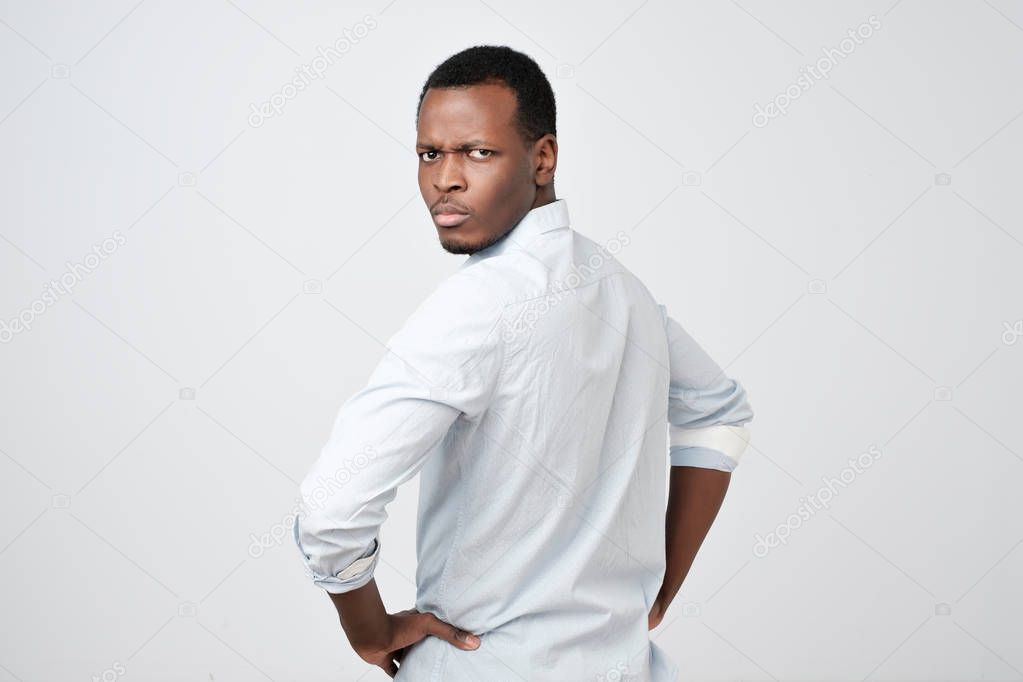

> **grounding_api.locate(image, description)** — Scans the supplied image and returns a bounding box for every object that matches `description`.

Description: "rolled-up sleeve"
[293,271,507,594]
[658,304,754,472]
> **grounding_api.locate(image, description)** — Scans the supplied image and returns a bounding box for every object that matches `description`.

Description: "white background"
[1,1,1021,680]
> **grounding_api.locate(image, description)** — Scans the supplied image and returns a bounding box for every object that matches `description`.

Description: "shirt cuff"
[291,515,381,594]
[668,424,751,471]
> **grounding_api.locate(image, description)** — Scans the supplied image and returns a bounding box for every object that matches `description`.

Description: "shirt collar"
[462,198,571,266]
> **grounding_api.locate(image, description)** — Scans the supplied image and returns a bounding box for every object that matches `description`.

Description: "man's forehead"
[417,84,517,140]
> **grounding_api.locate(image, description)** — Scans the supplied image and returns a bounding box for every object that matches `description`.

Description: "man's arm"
[291,271,506,673]
[650,305,754,628]
[324,578,480,677]
[650,467,730,628]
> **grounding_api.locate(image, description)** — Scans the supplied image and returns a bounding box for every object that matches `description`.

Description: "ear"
[532,133,558,186]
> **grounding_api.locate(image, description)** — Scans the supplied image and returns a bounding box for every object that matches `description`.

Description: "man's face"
[416,82,539,255]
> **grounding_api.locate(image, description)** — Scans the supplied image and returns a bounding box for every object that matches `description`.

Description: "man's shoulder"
[459,228,645,304]
[384,268,509,370]
[409,266,510,326]
[455,252,549,306]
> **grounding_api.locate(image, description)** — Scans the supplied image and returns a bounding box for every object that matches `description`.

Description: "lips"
[432,202,471,228]
[433,203,469,216]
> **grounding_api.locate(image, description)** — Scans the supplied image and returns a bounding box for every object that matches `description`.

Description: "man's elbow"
[292,511,382,594]
[668,423,752,472]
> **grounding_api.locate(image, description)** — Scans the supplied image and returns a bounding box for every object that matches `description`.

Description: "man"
[292,45,754,681]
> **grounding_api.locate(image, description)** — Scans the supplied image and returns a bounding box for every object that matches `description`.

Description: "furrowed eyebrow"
[416,139,493,151]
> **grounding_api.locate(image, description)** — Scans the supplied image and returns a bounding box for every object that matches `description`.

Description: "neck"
[531,184,557,210]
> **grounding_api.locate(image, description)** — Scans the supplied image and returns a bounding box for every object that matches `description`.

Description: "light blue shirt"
[293,198,754,681]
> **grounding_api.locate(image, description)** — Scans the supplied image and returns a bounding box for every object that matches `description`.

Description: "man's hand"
[352,608,481,677]
[326,579,480,678]
[647,599,665,630]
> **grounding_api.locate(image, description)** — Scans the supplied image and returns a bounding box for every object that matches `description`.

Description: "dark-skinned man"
[293,45,754,681]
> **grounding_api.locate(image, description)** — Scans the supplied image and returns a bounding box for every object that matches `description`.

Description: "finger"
[648,601,664,630]
[421,613,481,650]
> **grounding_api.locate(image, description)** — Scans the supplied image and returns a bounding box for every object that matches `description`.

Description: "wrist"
[655,578,682,612]
[327,580,391,651]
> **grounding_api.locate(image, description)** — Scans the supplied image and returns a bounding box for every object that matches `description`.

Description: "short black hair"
[415,45,556,146]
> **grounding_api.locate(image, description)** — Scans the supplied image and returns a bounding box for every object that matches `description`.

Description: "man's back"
[295,198,752,681]
[395,199,677,681]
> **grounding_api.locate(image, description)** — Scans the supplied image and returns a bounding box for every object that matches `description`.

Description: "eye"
[419,150,440,162]
[468,148,493,160]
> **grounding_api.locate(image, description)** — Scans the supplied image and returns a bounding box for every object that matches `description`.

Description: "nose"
[433,153,465,193]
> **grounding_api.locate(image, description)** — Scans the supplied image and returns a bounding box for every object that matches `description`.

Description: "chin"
[439,238,478,255]
[438,225,509,255]
[438,226,484,255]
